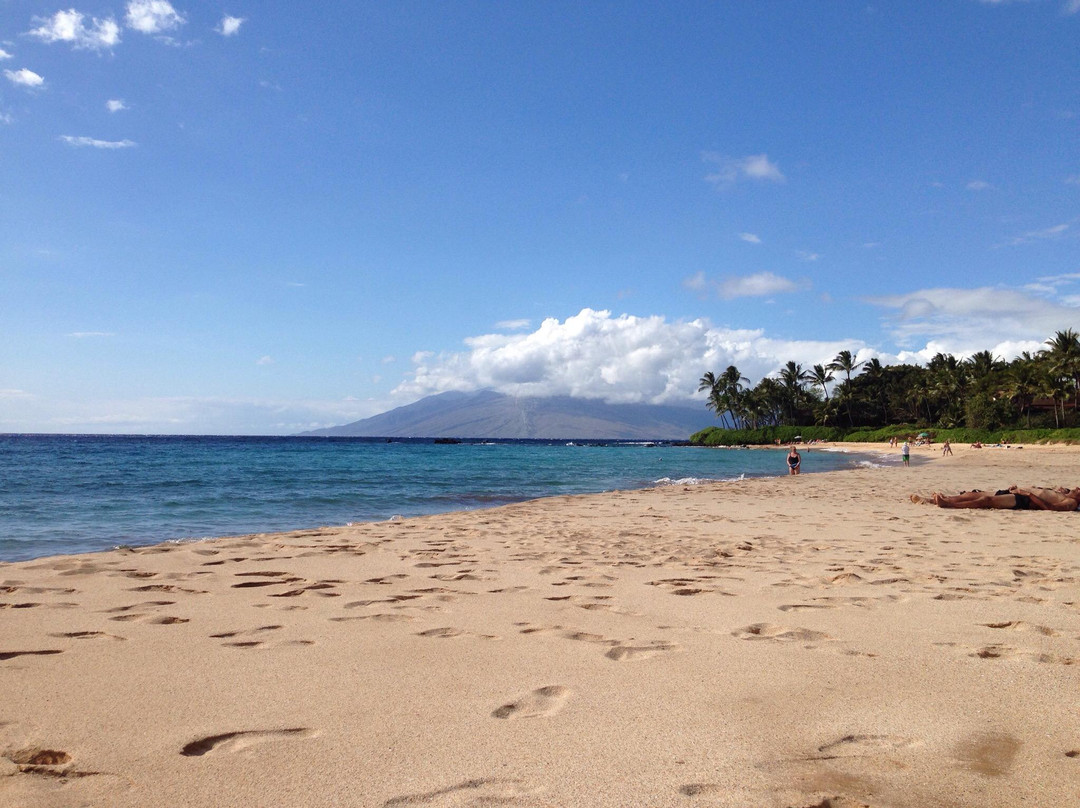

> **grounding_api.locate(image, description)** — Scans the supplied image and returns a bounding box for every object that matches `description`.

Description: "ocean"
[0,435,885,562]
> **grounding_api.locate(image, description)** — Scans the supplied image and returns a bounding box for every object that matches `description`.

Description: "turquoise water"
[0,435,879,562]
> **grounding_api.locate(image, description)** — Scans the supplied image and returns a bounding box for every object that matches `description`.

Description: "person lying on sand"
[911,486,1080,511]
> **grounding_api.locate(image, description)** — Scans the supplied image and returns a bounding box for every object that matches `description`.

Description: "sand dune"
[2,442,1078,807]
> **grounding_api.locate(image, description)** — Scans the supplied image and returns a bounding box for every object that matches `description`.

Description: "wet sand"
[2,441,1079,807]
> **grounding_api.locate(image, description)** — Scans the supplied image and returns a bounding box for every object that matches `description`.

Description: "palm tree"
[808,364,834,402]
[720,365,749,428]
[778,361,811,424]
[827,350,863,426]
[1041,329,1080,422]
[1007,354,1042,428]
[859,357,889,423]
[697,371,728,427]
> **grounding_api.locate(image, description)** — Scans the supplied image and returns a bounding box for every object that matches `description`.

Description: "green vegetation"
[691,330,1080,446]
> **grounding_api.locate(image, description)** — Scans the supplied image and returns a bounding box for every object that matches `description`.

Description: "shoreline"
[3,444,1078,807]
[0,443,880,566]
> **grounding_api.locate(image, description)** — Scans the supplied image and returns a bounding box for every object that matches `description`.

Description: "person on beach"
[786,446,801,475]
[901,440,910,466]
[911,486,1080,511]
[941,440,952,456]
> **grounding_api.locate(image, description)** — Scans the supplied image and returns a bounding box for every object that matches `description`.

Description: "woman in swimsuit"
[911,486,1080,511]
[787,446,801,476]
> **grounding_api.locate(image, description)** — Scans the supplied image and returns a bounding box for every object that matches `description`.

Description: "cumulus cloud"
[703,153,785,187]
[865,285,1080,357]
[393,308,866,405]
[739,232,762,244]
[60,135,136,148]
[796,250,821,262]
[106,99,128,112]
[217,15,245,36]
[28,9,121,49]
[5,68,45,88]
[125,0,185,34]
[0,48,12,60]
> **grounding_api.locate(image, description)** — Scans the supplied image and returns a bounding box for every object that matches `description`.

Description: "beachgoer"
[901,440,910,467]
[911,486,1080,511]
[941,440,952,456]
[786,446,801,475]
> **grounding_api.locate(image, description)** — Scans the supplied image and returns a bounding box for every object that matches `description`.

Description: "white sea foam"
[654,473,747,486]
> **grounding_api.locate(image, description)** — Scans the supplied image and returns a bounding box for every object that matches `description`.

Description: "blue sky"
[2,1,1078,434]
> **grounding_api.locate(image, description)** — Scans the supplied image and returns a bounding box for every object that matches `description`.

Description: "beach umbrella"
[918,432,929,437]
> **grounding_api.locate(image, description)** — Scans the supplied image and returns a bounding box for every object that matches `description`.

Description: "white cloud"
[703,152,785,187]
[1006,222,1070,246]
[1067,0,1080,14]
[256,355,274,366]
[5,68,44,88]
[738,232,762,244]
[106,99,128,112]
[796,250,821,262]
[393,308,865,406]
[718,272,805,300]
[0,48,12,60]
[28,10,121,50]
[60,135,137,149]
[684,271,807,300]
[966,180,993,191]
[496,319,531,331]
[66,331,115,338]
[125,1,185,34]
[217,15,245,36]
[0,389,32,398]
[865,285,1080,355]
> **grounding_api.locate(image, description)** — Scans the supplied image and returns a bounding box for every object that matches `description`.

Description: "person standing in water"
[787,446,801,475]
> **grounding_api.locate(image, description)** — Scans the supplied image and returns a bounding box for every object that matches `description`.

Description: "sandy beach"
[2,442,1079,807]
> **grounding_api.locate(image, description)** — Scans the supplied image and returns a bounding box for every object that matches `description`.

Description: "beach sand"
[2,442,1079,807]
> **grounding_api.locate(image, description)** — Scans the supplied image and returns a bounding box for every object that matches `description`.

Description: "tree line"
[697,329,1080,433]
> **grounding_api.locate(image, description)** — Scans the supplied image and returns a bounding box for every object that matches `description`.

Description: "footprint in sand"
[0,650,64,661]
[492,686,571,719]
[733,624,832,643]
[49,631,126,641]
[814,733,917,758]
[180,728,318,757]
[605,642,680,661]
[109,614,189,625]
[980,620,1058,636]
[953,732,1021,776]
[416,627,500,640]
[382,778,542,807]
[969,645,1075,665]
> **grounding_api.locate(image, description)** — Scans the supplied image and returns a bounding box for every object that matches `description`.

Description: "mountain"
[299,390,711,440]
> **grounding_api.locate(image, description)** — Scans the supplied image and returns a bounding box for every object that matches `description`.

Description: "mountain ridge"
[299,390,711,440]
